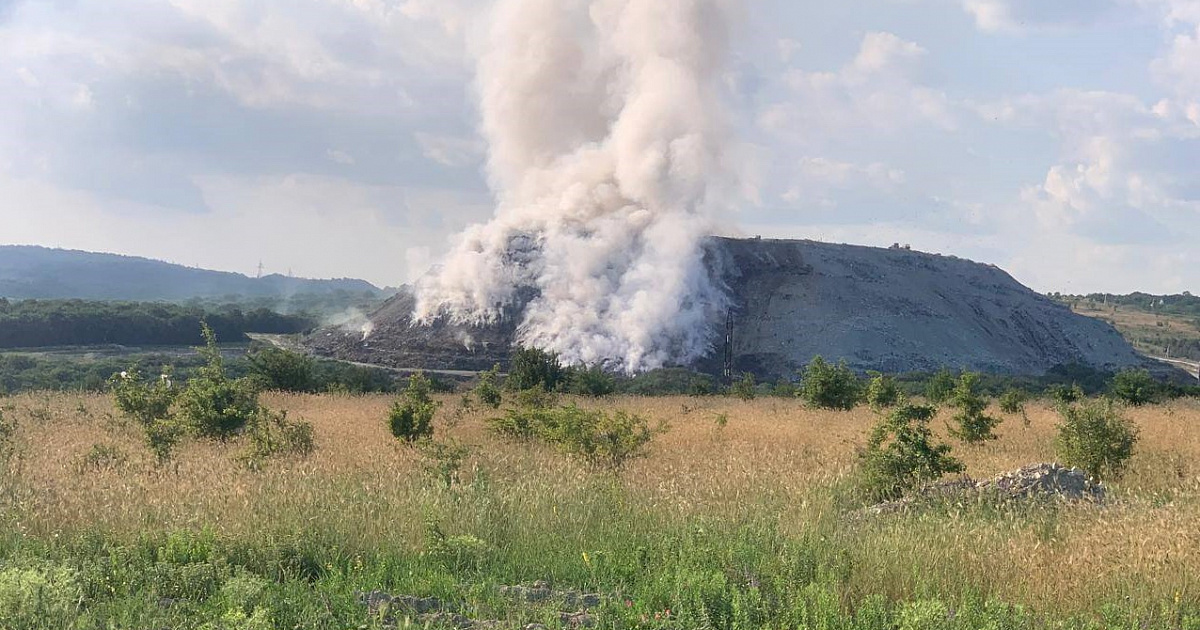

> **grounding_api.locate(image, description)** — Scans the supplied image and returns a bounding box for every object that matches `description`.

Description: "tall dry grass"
[2,391,1199,617]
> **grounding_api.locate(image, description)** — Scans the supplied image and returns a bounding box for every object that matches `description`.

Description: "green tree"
[857,403,964,503]
[730,372,757,401]
[1047,383,1085,405]
[865,372,901,410]
[569,364,616,398]
[1055,399,1139,481]
[388,372,440,444]
[246,346,314,393]
[507,347,568,392]
[948,372,1001,445]
[177,324,260,441]
[1109,368,1158,406]
[798,356,861,410]
[109,368,182,464]
[924,368,957,404]
[473,364,503,409]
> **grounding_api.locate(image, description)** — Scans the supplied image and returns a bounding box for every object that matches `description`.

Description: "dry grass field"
[2,391,1200,628]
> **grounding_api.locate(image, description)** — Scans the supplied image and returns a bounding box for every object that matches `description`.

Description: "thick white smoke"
[414,0,737,373]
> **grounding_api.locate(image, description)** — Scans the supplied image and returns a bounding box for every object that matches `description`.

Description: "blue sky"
[1,0,1198,292]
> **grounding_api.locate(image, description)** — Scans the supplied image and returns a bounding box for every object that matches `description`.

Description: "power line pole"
[256,260,264,279]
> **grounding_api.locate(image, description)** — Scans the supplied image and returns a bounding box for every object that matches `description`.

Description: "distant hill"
[0,245,384,302]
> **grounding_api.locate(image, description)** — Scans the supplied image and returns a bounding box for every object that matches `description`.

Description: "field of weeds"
[2,391,1200,628]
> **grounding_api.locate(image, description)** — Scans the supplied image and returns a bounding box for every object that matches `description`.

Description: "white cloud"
[415,132,486,168]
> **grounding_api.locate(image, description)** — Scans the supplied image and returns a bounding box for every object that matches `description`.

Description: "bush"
[998,388,1027,415]
[1109,368,1158,406]
[1055,399,1139,481]
[798,356,861,410]
[948,372,1001,445]
[388,372,440,444]
[924,368,957,404]
[1047,383,1085,405]
[239,408,316,470]
[730,372,757,401]
[418,440,471,488]
[507,347,568,392]
[178,324,260,440]
[110,368,183,464]
[474,364,503,409]
[865,372,901,410]
[246,347,314,393]
[488,404,661,470]
[568,365,616,398]
[857,403,964,503]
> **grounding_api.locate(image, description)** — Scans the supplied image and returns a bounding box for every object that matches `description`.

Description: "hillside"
[307,237,1150,379]
[1057,293,1200,362]
[0,245,383,302]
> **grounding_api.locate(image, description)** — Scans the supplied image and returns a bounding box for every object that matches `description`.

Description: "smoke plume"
[415,0,737,373]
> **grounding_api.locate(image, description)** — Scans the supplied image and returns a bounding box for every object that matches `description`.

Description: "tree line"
[0,299,314,348]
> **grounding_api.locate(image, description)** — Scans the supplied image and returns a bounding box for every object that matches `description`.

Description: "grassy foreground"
[2,392,1200,628]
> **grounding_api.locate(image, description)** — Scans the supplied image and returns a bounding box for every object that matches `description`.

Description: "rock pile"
[868,462,1105,515]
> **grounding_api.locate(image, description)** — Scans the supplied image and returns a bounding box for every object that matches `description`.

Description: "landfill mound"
[304,237,1146,378]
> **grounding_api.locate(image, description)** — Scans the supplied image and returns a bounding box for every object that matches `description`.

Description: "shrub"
[948,372,1001,445]
[239,408,316,470]
[998,388,1027,415]
[865,372,901,410]
[507,347,568,392]
[798,356,861,410]
[488,404,661,470]
[1055,399,1139,481]
[1109,368,1158,406]
[730,372,757,401]
[1047,383,1085,405]
[74,443,128,474]
[246,346,315,393]
[388,372,440,444]
[924,368,957,404]
[110,368,183,464]
[0,564,83,627]
[474,364,503,409]
[418,440,471,488]
[178,324,260,440]
[569,365,616,398]
[857,403,964,503]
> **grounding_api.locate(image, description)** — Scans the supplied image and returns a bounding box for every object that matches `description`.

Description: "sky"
[1,0,1198,293]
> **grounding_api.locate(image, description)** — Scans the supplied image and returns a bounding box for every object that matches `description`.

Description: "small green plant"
[730,372,757,401]
[569,364,616,398]
[857,403,964,503]
[474,364,503,409]
[246,346,315,393]
[1055,398,1139,481]
[239,409,316,470]
[713,412,729,429]
[419,440,471,488]
[948,372,1001,445]
[798,356,861,410]
[0,564,84,627]
[865,372,901,410]
[1047,383,1085,405]
[74,443,127,474]
[110,368,183,464]
[1109,368,1158,406]
[387,372,440,445]
[425,521,489,573]
[488,404,662,470]
[924,368,957,404]
[507,347,568,392]
[999,388,1030,427]
[178,324,260,441]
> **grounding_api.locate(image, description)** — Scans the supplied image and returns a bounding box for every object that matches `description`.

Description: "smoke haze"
[414,0,739,373]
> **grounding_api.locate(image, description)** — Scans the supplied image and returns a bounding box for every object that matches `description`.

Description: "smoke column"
[415,0,737,373]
